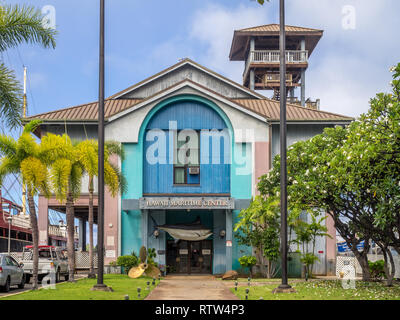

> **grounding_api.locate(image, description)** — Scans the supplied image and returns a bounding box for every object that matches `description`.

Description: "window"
[174,130,200,185]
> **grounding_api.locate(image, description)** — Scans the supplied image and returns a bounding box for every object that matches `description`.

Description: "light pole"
[92,0,111,292]
[273,0,294,293]
[7,216,12,255]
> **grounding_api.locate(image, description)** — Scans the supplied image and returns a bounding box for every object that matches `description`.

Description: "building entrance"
[166,240,212,274]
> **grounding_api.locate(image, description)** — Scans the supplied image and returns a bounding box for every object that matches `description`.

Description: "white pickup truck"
[21,245,69,283]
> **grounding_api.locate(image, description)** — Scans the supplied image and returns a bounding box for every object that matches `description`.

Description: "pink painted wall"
[325,213,337,275]
[254,141,270,195]
[38,196,49,245]
[104,154,120,265]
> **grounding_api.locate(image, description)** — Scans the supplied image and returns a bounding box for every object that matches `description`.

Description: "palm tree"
[39,133,83,282]
[0,120,49,290]
[76,140,126,278]
[0,4,56,129]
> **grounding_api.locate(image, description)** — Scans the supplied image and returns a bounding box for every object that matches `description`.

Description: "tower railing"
[244,50,308,78]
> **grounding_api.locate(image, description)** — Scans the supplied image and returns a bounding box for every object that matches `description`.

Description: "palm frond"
[70,163,83,200]
[0,5,57,51]
[0,63,22,129]
[105,140,125,161]
[39,133,73,164]
[16,132,38,160]
[76,139,98,177]
[20,156,48,196]
[49,158,71,202]
[23,119,42,134]
[0,156,19,185]
[107,161,127,196]
[0,133,17,157]
[104,161,119,197]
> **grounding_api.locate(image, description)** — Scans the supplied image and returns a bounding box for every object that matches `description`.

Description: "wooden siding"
[271,124,336,161]
[213,210,226,274]
[143,101,231,195]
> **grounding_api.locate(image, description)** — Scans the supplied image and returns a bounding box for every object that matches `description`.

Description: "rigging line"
[15,47,24,68]
[1,183,18,204]
[26,72,38,116]
[5,177,23,203]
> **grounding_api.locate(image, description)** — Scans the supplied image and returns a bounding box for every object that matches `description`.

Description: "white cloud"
[189,3,271,80]
[186,0,400,117]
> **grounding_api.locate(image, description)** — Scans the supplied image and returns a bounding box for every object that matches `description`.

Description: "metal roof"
[26,99,140,122]
[229,24,323,61]
[231,99,353,122]
[26,97,352,123]
[236,24,323,33]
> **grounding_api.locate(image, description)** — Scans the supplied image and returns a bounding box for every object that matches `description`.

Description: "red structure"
[0,189,72,252]
[0,189,32,252]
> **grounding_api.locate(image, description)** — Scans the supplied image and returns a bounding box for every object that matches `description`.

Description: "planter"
[105,265,121,274]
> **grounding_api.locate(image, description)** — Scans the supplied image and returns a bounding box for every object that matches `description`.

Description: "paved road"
[145,275,239,300]
[0,282,34,298]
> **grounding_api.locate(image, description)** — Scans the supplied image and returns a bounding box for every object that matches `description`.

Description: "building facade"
[28,26,353,275]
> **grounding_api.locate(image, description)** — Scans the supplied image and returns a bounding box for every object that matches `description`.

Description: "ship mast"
[22,66,27,215]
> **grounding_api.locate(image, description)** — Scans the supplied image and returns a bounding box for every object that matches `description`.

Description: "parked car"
[21,245,69,283]
[0,253,25,292]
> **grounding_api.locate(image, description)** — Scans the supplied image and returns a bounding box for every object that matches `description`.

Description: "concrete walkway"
[145,275,239,300]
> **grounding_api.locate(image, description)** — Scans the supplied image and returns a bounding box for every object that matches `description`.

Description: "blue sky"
[5,0,400,119]
[2,0,400,243]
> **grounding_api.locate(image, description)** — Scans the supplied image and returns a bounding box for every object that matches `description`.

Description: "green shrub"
[147,248,157,266]
[369,260,386,279]
[116,255,139,274]
[238,256,257,276]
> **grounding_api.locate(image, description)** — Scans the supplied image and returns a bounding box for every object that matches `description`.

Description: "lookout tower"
[229,24,323,107]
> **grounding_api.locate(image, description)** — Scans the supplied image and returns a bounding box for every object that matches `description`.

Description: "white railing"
[251,50,308,63]
[48,225,79,240]
[2,213,31,229]
[244,50,308,78]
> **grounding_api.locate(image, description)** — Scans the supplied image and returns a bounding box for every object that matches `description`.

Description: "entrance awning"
[157,217,212,241]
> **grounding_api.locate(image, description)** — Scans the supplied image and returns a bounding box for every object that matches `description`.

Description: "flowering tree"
[258,63,400,284]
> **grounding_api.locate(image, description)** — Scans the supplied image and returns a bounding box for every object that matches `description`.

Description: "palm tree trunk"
[66,188,75,282]
[88,176,95,278]
[27,190,39,290]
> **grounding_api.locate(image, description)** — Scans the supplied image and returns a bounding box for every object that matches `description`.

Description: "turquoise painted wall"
[231,143,253,271]
[121,143,143,256]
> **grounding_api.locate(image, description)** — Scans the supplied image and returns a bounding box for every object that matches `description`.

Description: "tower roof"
[229,24,323,61]
[237,24,323,33]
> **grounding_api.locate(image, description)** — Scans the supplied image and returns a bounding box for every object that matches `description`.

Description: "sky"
[5,0,400,120]
[2,0,399,243]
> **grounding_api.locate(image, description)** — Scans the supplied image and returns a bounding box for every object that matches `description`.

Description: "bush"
[116,255,139,274]
[369,260,386,279]
[238,256,257,276]
[147,248,157,266]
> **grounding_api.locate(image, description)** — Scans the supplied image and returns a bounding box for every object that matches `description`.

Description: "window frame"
[173,130,200,186]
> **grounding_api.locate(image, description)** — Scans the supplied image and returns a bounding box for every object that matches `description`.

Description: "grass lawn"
[1,274,159,300]
[231,280,400,300]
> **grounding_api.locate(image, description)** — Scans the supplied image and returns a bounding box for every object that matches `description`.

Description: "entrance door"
[167,240,212,274]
